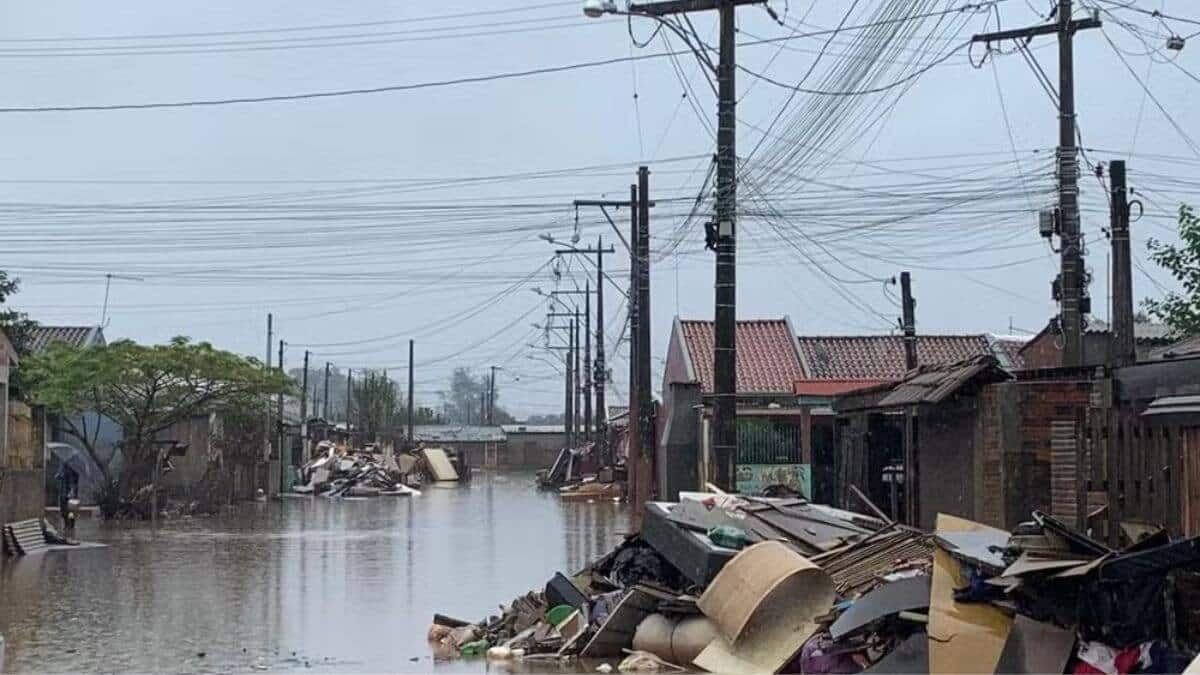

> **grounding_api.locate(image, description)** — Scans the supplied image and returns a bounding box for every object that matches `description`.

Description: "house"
[1019,319,1172,369]
[793,333,1026,500]
[501,424,565,468]
[660,318,809,500]
[26,325,118,502]
[411,425,506,469]
[0,328,47,525]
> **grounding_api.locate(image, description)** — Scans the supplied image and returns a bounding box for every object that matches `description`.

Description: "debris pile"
[429,487,1200,673]
[291,442,463,497]
[537,443,625,501]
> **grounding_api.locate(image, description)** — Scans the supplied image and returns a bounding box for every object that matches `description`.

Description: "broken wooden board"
[694,541,835,674]
[420,447,458,481]
[928,514,1013,675]
[580,587,660,658]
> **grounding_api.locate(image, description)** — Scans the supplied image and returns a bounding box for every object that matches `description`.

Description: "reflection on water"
[0,472,628,673]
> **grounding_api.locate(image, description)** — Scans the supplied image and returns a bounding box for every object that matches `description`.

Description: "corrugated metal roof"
[411,425,506,442]
[873,355,1010,408]
[1143,395,1200,417]
[27,325,104,353]
[501,424,564,434]
[679,319,805,394]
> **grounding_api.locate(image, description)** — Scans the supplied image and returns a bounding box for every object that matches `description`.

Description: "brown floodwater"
[0,472,629,673]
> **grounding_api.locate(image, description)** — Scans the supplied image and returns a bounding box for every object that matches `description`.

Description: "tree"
[438,367,513,425]
[24,337,292,492]
[353,370,401,441]
[0,270,39,395]
[524,413,565,425]
[1144,204,1200,338]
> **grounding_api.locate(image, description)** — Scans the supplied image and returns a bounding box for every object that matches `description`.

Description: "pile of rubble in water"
[536,443,626,502]
[429,489,1200,673]
[293,443,468,497]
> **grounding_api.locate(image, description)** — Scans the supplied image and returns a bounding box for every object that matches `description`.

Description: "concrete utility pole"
[408,340,415,444]
[345,369,353,436]
[323,362,331,420]
[972,1,1100,367]
[1109,160,1136,366]
[488,365,497,425]
[300,350,310,463]
[595,237,608,459]
[624,0,765,492]
[569,316,578,445]
[277,339,286,491]
[628,182,641,498]
[264,313,273,491]
[583,282,593,444]
[900,272,918,371]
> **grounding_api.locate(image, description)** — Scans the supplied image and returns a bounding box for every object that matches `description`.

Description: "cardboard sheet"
[693,541,835,674]
[927,514,1014,675]
[420,447,458,481]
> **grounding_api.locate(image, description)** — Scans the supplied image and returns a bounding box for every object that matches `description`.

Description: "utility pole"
[900,272,918,371]
[628,181,642,501]
[488,365,497,425]
[574,311,583,443]
[583,281,593,444]
[634,167,654,511]
[323,362,330,420]
[972,2,1100,367]
[346,369,353,439]
[1110,160,1135,366]
[277,339,286,492]
[568,316,577,446]
[300,350,310,465]
[407,340,415,444]
[264,313,273,492]
[595,236,608,461]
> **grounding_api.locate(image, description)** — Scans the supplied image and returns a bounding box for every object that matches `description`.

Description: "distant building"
[411,425,506,468]
[501,424,565,469]
[0,328,47,525]
[1019,319,1172,369]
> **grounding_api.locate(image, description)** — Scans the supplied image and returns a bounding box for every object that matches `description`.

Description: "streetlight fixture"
[583,0,617,17]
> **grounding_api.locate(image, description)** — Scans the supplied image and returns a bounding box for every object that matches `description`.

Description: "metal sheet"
[935,530,1010,572]
[994,615,1076,674]
[829,575,932,640]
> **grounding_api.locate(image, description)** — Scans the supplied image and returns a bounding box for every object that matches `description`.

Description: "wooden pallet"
[1,518,47,556]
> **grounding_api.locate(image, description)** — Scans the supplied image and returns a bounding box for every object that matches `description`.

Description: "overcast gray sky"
[1,0,1196,417]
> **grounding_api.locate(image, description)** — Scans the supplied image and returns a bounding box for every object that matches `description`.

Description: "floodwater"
[0,472,629,673]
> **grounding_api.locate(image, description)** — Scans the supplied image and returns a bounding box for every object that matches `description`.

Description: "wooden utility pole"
[567,318,576,447]
[488,365,497,425]
[900,272,917,371]
[1110,160,1135,366]
[345,369,353,440]
[408,340,415,444]
[972,2,1100,367]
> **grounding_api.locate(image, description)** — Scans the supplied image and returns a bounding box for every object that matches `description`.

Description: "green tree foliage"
[23,337,292,491]
[0,270,39,394]
[352,370,401,441]
[1144,204,1200,338]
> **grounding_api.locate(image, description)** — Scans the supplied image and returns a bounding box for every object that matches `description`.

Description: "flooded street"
[0,472,628,673]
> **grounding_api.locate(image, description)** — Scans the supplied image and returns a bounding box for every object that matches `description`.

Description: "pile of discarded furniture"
[429,488,1200,673]
[293,443,467,497]
[536,443,625,501]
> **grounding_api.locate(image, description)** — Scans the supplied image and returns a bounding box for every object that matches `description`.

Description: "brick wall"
[973,379,1092,528]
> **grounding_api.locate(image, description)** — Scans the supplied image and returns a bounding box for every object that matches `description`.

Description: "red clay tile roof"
[796,335,1002,381]
[679,319,805,394]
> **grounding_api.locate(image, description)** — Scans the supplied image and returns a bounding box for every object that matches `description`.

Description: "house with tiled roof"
[658,317,1031,502]
[660,317,811,500]
[26,325,105,354]
[1019,318,1171,369]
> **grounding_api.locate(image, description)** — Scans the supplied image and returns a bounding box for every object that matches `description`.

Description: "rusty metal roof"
[872,355,1011,408]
